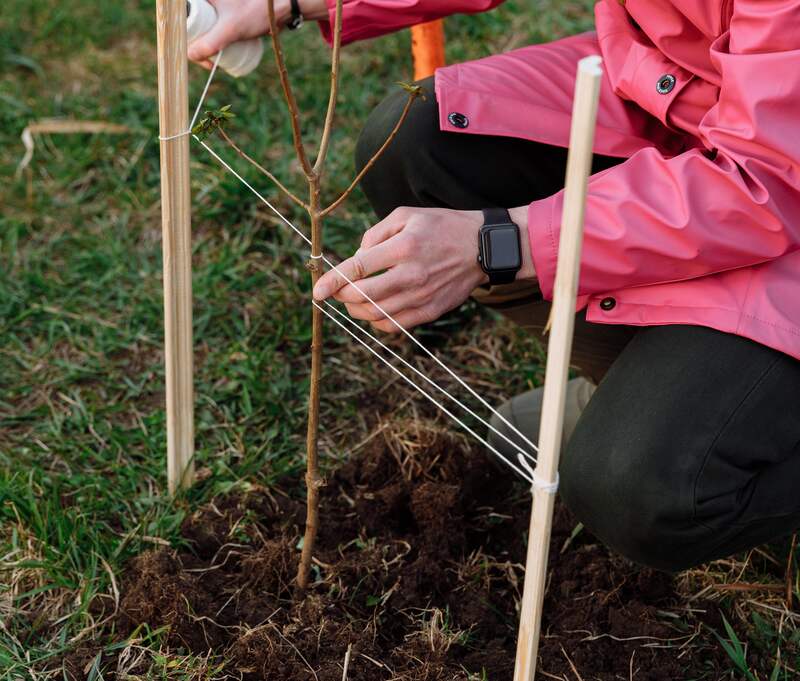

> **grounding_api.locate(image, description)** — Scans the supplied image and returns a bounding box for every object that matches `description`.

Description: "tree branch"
[267,0,314,180]
[321,89,420,218]
[313,0,344,174]
[216,128,309,210]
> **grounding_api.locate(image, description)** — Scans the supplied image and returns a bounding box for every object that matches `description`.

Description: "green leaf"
[191,105,236,140]
[396,81,425,99]
[4,53,44,77]
[769,659,782,681]
[712,615,758,681]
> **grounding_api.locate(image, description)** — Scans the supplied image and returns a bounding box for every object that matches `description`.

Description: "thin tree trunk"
[260,0,415,590]
[297,179,324,590]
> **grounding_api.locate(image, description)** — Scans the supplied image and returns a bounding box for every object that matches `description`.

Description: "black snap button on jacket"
[656,74,676,94]
[600,297,617,311]
[448,112,469,129]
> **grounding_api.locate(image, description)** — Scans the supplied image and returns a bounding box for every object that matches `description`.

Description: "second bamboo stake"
[513,55,604,681]
[155,0,195,495]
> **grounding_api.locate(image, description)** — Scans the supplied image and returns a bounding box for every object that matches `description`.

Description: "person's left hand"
[312,207,488,333]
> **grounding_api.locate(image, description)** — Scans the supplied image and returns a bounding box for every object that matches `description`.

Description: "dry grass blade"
[17,119,131,175]
[341,642,352,681]
[714,583,785,593]
[270,623,319,681]
[786,533,796,610]
[560,644,585,681]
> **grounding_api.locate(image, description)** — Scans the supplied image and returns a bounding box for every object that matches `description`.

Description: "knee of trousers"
[354,77,439,217]
[559,422,710,573]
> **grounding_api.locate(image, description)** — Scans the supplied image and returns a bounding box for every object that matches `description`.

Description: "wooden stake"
[411,20,446,80]
[156,0,195,494]
[513,55,603,681]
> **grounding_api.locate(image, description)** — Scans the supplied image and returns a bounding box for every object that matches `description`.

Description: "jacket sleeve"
[529,0,800,300]
[319,0,505,45]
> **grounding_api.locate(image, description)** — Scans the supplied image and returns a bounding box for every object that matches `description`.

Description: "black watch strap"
[482,207,512,226]
[486,269,517,285]
[288,0,303,29]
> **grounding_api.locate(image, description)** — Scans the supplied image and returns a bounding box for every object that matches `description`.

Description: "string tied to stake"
[158,51,223,143]
[533,473,559,495]
[160,45,545,485]
[517,454,559,495]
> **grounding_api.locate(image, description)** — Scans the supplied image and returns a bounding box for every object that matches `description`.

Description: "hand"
[188,0,329,68]
[313,207,493,333]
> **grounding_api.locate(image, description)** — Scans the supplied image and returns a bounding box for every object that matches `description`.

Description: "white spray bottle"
[187,0,264,78]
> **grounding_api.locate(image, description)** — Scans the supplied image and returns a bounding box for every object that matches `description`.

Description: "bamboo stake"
[156,0,195,494]
[411,20,446,80]
[513,55,603,681]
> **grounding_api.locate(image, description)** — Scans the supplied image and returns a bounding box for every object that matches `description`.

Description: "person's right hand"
[188,0,294,69]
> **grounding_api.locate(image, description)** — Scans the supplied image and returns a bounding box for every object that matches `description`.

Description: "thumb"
[188,21,235,63]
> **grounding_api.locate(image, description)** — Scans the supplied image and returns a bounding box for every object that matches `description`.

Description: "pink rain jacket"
[321,1,800,360]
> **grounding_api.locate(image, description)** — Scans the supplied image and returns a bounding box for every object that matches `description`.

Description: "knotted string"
[161,51,551,485]
[517,454,559,494]
[159,50,223,142]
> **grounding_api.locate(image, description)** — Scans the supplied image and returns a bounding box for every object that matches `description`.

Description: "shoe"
[487,377,596,467]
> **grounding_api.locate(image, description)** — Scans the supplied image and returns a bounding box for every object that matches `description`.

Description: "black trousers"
[355,78,800,572]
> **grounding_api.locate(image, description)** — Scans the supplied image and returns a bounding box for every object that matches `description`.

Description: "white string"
[517,454,559,494]
[322,300,536,463]
[195,139,537,464]
[171,55,541,471]
[312,258,541,455]
[196,137,313,246]
[533,474,559,494]
[195,137,539,458]
[314,301,534,483]
[159,50,223,142]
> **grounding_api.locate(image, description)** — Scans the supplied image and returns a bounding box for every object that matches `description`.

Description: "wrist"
[509,205,535,281]
[299,0,333,21]
[468,211,491,287]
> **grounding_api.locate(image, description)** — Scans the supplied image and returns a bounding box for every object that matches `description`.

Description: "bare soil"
[68,427,724,679]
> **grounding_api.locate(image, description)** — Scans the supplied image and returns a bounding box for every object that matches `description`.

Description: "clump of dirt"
[86,423,716,679]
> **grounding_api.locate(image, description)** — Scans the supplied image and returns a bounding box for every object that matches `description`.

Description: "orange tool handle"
[411,20,446,80]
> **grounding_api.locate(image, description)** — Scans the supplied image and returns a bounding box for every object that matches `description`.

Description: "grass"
[0,0,798,678]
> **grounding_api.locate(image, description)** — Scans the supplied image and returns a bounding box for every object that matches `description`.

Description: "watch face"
[485,225,521,270]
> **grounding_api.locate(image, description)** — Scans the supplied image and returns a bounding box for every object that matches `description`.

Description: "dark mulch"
[65,426,725,679]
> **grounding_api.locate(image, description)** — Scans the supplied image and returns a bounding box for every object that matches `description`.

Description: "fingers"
[370,305,439,334]
[318,209,424,303]
[188,22,236,63]
[326,299,433,334]
[333,259,426,304]
[342,287,422,322]
[360,207,412,250]
[313,235,412,301]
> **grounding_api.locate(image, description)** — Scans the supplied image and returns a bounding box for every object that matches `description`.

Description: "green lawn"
[1,1,797,678]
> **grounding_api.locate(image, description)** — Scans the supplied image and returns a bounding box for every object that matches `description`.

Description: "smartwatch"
[287,0,303,29]
[477,208,522,285]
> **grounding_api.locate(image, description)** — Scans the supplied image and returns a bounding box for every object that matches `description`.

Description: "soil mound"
[102,424,698,679]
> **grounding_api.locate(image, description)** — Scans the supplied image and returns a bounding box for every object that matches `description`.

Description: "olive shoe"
[487,377,597,467]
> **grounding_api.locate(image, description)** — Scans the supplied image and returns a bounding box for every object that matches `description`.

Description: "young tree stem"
[321,89,419,218]
[314,0,344,174]
[297,180,324,590]
[263,0,414,590]
[217,128,308,210]
[268,0,314,180]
